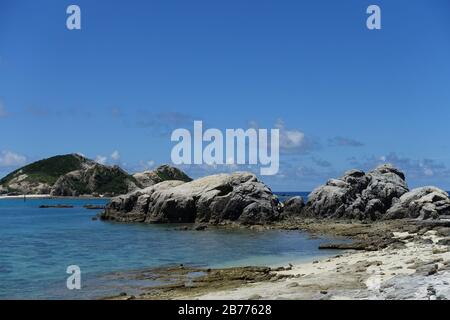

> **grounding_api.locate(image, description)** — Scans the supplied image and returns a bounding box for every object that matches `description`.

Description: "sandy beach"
[0,194,109,200]
[109,219,449,300]
[0,194,52,200]
[193,229,449,300]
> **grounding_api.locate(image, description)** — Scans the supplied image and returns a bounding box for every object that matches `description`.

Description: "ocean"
[0,193,342,299]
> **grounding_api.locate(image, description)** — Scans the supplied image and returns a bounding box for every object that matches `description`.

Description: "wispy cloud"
[348,152,450,180]
[137,111,198,136]
[328,136,364,147]
[95,155,107,165]
[111,150,120,161]
[24,106,93,118]
[311,157,332,168]
[121,159,157,173]
[0,151,27,168]
[95,150,123,166]
[249,119,319,155]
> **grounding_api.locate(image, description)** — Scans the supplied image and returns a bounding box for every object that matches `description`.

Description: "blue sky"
[1,0,450,191]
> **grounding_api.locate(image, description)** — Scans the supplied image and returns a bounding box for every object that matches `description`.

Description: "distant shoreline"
[0,194,111,200]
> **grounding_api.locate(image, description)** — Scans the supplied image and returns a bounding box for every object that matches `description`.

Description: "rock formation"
[50,164,140,197]
[0,154,140,196]
[385,187,450,220]
[102,172,281,225]
[303,164,409,220]
[281,196,305,216]
[132,165,192,188]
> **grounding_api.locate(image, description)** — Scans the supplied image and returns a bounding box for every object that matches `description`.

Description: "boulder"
[282,196,305,215]
[102,172,281,225]
[133,165,192,188]
[385,187,450,220]
[304,164,409,220]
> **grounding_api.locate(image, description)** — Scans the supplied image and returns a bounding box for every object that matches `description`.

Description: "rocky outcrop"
[101,172,281,225]
[385,187,450,220]
[0,154,141,196]
[0,185,6,195]
[304,164,409,220]
[282,196,305,216]
[50,164,140,197]
[132,165,192,188]
[0,174,52,195]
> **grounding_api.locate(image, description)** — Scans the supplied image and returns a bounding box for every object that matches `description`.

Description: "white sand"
[0,194,52,200]
[191,230,450,300]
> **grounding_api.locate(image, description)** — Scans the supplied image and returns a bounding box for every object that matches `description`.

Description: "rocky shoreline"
[98,163,449,300]
[101,164,450,226]
[106,218,449,300]
[2,158,449,300]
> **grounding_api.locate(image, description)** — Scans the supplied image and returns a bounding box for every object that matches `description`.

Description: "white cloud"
[247,119,313,154]
[134,160,156,171]
[424,168,434,177]
[348,153,449,181]
[274,119,314,154]
[95,155,107,165]
[0,151,27,167]
[111,150,120,161]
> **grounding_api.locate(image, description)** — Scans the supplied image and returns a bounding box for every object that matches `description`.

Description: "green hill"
[0,154,89,187]
[0,154,193,197]
[0,154,140,196]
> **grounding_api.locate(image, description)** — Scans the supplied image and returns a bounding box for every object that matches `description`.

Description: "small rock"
[194,224,207,231]
[432,247,449,254]
[427,264,439,276]
[437,238,450,246]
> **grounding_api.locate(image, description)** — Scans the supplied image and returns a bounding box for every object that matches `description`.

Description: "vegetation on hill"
[0,154,190,197]
[0,154,87,186]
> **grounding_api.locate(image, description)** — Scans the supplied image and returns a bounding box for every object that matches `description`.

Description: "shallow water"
[0,194,342,299]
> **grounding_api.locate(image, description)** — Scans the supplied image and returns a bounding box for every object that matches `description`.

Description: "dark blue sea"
[0,192,341,299]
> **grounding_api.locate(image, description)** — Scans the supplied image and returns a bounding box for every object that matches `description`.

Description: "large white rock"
[102,172,280,225]
[385,186,450,220]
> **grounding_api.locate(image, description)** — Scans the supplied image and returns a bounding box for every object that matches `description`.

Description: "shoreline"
[106,219,449,300]
[1,193,448,300]
[0,194,110,200]
[194,230,449,300]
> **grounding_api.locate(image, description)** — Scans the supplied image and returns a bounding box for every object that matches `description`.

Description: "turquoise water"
[0,194,341,299]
